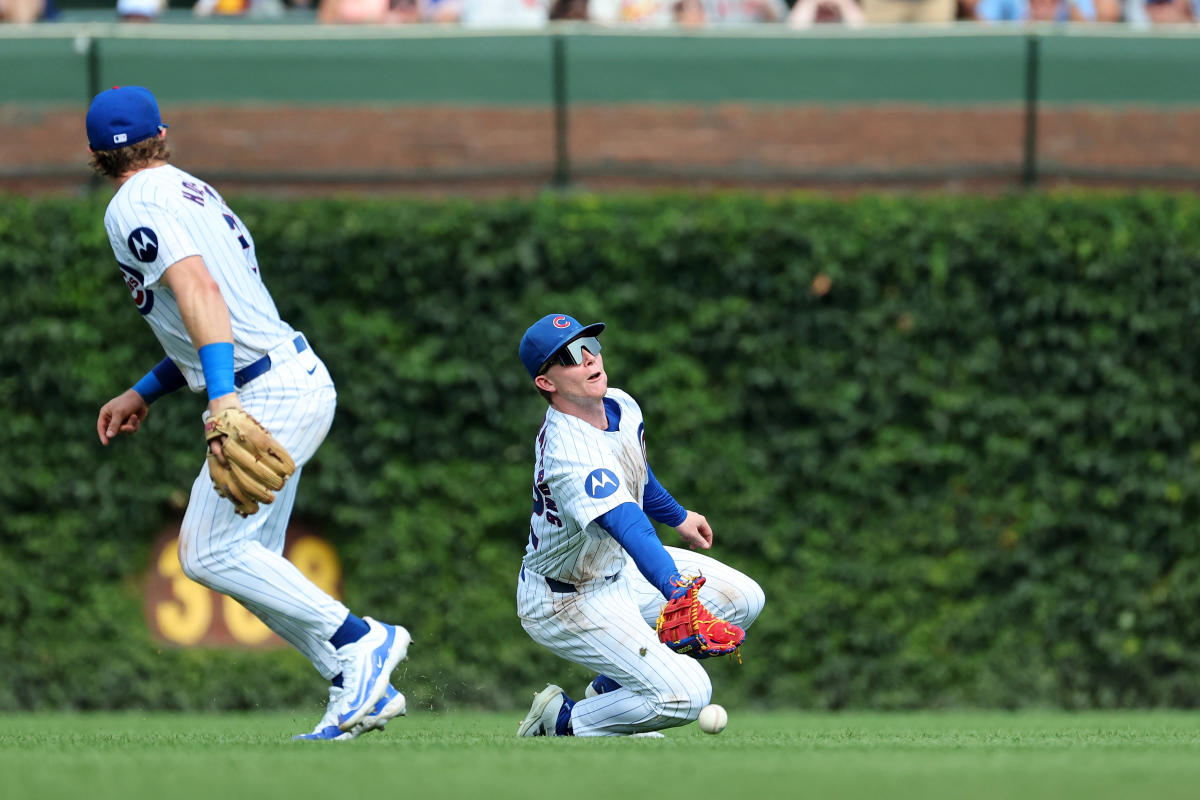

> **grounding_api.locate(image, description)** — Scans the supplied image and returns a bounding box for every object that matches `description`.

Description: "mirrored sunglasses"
[544,335,602,371]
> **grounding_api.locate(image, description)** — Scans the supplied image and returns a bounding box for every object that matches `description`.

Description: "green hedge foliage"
[3,191,1200,711]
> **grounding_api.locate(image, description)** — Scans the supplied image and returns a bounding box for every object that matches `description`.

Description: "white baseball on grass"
[697,703,727,734]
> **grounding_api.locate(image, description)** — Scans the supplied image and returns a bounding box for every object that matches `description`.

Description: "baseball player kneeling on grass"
[515,314,766,738]
[87,86,410,741]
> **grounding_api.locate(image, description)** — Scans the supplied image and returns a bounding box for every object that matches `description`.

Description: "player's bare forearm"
[97,389,150,445]
[675,510,714,551]
[161,255,242,451]
[162,255,236,358]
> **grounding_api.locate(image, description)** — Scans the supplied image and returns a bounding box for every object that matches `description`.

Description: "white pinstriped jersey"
[524,387,649,584]
[104,164,295,392]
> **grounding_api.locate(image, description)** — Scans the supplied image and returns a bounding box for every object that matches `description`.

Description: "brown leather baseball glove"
[204,408,296,517]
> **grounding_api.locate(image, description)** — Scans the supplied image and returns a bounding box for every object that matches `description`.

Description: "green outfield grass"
[2,710,1199,800]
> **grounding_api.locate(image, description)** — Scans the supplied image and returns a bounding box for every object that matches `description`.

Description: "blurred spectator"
[196,0,294,13]
[787,0,866,24]
[316,0,461,21]
[119,0,165,20]
[700,0,788,23]
[195,0,244,13]
[1143,0,1196,22]
[676,0,705,22]
[1114,0,1149,21]
[316,0,394,21]
[974,0,1096,20]
[548,0,587,14]
[425,0,464,19]
[587,0,674,24]
[0,0,46,22]
[1090,0,1122,18]
[860,0,955,21]
[462,0,548,26]
[549,0,744,20]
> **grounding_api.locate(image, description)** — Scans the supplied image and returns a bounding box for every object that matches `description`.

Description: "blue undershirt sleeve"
[132,357,186,404]
[642,465,687,527]
[595,502,681,599]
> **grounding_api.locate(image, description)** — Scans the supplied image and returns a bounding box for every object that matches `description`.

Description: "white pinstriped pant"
[631,546,766,634]
[177,335,346,679]
[517,547,765,736]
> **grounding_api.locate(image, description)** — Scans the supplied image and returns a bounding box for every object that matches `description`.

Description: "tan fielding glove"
[204,408,296,517]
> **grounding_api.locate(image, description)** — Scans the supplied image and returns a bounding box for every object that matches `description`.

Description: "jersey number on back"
[221,213,256,273]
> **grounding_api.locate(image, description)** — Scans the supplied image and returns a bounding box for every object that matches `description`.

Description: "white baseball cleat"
[294,686,355,741]
[293,684,406,741]
[361,684,407,732]
[517,684,568,737]
[629,732,666,739]
[334,617,412,732]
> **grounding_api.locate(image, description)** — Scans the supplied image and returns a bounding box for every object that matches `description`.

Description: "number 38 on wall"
[144,526,342,649]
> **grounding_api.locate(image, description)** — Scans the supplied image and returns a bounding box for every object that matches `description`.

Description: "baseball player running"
[87,86,410,741]
[515,314,765,737]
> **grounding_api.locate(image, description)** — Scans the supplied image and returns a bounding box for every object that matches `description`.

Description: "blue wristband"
[198,342,236,400]
[132,358,186,404]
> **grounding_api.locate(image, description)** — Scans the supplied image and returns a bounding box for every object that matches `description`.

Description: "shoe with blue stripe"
[293,687,355,741]
[293,684,407,741]
[334,617,412,732]
[361,684,407,732]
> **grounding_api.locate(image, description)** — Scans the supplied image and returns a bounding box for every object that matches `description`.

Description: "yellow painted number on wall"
[155,540,213,646]
[222,595,275,645]
[152,534,341,647]
[289,536,342,598]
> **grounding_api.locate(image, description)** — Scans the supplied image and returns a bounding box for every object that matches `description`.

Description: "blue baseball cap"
[519,314,606,379]
[86,86,168,152]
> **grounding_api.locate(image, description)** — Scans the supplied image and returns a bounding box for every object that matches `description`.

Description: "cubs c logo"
[585,468,620,499]
[119,263,154,316]
[127,227,159,263]
[552,316,571,329]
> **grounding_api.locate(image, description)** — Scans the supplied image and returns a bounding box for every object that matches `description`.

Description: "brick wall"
[5,104,1200,195]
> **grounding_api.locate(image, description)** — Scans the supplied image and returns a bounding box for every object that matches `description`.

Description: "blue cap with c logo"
[519,313,605,379]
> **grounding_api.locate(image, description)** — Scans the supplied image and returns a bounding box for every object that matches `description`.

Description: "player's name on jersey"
[144,526,342,649]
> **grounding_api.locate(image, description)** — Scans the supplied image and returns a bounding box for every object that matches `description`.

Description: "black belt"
[545,573,620,594]
[234,335,307,388]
